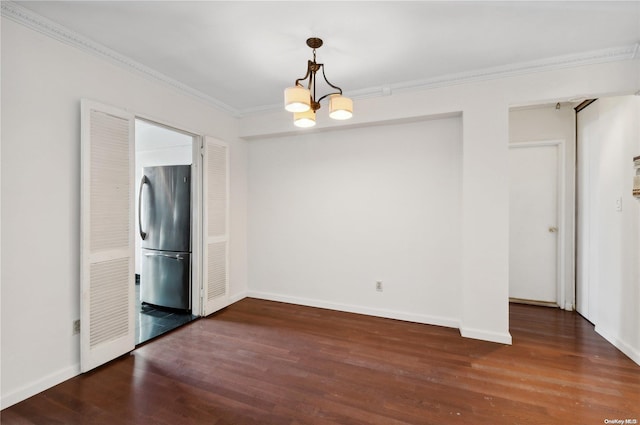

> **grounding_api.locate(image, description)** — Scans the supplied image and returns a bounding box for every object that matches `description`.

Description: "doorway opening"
[508,102,576,311]
[134,119,198,345]
[81,100,229,372]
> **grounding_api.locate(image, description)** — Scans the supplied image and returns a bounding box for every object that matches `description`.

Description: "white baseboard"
[0,291,516,409]
[228,290,248,304]
[249,291,513,345]
[247,290,460,330]
[1,363,81,410]
[564,301,574,311]
[459,326,513,345]
[1,292,247,409]
[595,325,640,367]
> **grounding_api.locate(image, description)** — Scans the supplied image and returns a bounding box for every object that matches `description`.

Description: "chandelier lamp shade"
[284,37,353,128]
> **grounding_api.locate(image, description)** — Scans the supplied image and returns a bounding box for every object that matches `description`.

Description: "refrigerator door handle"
[143,252,185,261]
[138,175,149,240]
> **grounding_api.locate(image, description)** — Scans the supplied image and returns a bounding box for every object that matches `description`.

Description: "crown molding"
[389,43,640,94]
[242,43,639,116]
[3,1,637,119]
[1,1,241,117]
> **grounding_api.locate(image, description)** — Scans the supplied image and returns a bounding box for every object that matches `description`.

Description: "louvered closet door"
[80,100,135,372]
[202,136,229,316]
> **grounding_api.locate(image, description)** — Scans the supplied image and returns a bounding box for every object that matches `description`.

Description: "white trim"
[575,106,597,323]
[248,290,461,330]
[0,1,240,117]
[389,44,638,92]
[509,140,567,309]
[595,326,640,367]
[190,135,203,317]
[242,44,640,115]
[2,1,638,118]
[228,291,248,304]
[249,291,515,345]
[459,326,513,345]
[0,364,81,410]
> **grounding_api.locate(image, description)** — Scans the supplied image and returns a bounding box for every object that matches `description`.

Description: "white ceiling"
[9,1,640,115]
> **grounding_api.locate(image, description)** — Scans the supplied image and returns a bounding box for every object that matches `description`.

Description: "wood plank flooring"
[2,299,639,424]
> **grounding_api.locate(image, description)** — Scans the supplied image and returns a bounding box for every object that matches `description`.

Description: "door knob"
[548,226,558,233]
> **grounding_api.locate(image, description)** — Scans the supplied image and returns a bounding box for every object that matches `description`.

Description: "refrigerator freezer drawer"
[141,249,191,310]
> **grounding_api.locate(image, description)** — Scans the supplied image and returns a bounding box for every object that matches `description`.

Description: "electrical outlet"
[376,281,383,292]
[73,319,80,335]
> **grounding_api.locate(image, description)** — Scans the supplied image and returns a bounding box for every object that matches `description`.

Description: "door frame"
[81,100,231,372]
[574,99,598,322]
[134,116,205,317]
[132,116,231,318]
[508,140,567,309]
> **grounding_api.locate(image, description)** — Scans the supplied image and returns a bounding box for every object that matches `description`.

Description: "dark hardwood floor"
[2,299,639,424]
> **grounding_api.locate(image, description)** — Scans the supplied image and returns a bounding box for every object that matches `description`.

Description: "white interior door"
[201,136,229,315]
[509,142,562,305]
[80,100,135,372]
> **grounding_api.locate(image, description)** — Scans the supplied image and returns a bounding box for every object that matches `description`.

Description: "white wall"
[509,105,576,309]
[0,17,248,408]
[242,59,639,347]
[248,117,462,327]
[578,96,640,365]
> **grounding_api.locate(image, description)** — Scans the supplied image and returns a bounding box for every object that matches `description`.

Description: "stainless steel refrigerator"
[138,165,191,310]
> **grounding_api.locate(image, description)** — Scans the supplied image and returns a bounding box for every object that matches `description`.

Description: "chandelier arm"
[293,75,309,88]
[294,61,314,88]
[316,90,343,104]
[320,64,343,94]
[315,64,344,104]
[312,63,317,108]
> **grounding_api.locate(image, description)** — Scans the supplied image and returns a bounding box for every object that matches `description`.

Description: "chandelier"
[284,37,353,128]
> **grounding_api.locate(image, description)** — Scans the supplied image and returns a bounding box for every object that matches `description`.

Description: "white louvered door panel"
[202,136,229,316]
[81,100,135,372]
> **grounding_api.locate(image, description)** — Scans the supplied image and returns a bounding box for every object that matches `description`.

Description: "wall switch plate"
[616,197,622,212]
